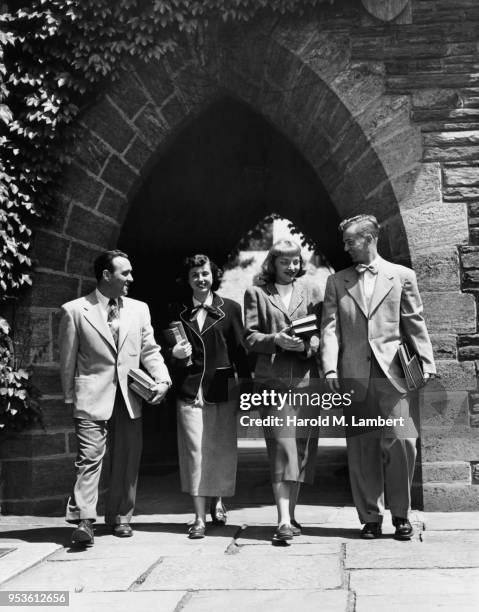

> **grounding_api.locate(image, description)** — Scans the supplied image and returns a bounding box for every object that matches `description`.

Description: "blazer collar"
[82,291,133,352]
[265,280,304,320]
[180,293,225,337]
[343,256,395,318]
[82,291,117,351]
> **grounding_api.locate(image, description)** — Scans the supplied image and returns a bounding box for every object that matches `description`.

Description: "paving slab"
[67,591,185,612]
[346,538,479,569]
[355,593,479,612]
[350,568,479,596]
[137,553,343,590]
[0,544,61,585]
[182,589,349,612]
[1,551,161,592]
[423,511,479,531]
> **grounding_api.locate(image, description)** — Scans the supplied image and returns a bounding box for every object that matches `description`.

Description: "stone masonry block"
[422,292,476,334]
[444,165,479,187]
[97,189,128,223]
[26,272,79,309]
[413,248,461,292]
[107,68,149,119]
[402,203,469,255]
[66,205,118,248]
[32,365,62,396]
[82,98,136,154]
[420,388,470,427]
[134,104,169,149]
[66,242,102,277]
[58,164,104,210]
[422,461,471,483]
[74,131,111,176]
[393,162,441,211]
[100,155,138,197]
[32,230,69,273]
[423,483,479,511]
[0,433,66,460]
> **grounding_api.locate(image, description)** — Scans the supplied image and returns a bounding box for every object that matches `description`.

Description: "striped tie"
[107,298,120,346]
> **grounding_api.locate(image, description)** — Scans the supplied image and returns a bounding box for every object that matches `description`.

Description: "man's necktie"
[355,263,378,275]
[189,303,222,322]
[107,298,120,346]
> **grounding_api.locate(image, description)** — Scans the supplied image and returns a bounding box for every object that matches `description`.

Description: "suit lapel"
[288,281,304,319]
[180,304,201,340]
[82,292,117,351]
[368,261,394,316]
[343,269,368,318]
[265,282,290,319]
[117,298,133,352]
[201,294,225,335]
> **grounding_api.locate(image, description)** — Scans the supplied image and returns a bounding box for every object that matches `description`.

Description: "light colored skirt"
[177,398,237,497]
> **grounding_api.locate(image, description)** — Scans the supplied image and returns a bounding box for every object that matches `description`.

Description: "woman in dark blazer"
[244,240,323,543]
[169,254,250,539]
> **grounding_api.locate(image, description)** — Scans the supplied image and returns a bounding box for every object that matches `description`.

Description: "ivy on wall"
[0,0,332,430]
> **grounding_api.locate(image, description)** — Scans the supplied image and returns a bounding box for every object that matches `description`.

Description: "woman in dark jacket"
[244,240,323,543]
[169,254,250,539]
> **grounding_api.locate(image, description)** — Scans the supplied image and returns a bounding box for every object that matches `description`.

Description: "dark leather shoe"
[71,519,94,547]
[210,500,227,525]
[360,522,382,539]
[272,524,294,543]
[188,519,206,539]
[290,519,302,536]
[112,523,133,538]
[392,517,413,540]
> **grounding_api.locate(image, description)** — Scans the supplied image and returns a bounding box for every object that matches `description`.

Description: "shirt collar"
[192,292,213,308]
[95,289,122,310]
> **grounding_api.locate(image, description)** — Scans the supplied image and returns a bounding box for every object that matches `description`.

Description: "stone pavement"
[1,442,479,611]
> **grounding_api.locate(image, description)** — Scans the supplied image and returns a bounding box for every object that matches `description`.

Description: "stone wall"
[1,0,479,513]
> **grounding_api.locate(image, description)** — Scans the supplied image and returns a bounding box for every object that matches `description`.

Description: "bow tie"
[189,303,222,321]
[356,263,378,275]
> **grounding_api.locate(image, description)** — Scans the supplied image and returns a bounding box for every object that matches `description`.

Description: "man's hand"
[149,382,170,404]
[274,330,305,352]
[325,372,340,392]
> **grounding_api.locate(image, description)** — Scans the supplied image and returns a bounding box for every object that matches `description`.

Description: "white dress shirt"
[360,256,380,310]
[275,282,294,311]
[192,292,213,332]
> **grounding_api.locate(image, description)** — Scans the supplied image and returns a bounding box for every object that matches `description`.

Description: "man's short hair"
[93,249,130,282]
[339,214,380,239]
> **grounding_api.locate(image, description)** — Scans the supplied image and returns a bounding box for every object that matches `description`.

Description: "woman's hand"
[172,339,192,359]
[274,330,305,352]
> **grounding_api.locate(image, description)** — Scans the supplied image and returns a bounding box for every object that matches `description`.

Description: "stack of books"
[128,368,157,402]
[287,314,319,337]
[398,343,425,391]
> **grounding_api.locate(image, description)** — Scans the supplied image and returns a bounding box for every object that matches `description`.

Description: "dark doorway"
[118,96,344,471]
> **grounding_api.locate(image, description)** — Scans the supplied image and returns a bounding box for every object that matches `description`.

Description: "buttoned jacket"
[59,291,171,420]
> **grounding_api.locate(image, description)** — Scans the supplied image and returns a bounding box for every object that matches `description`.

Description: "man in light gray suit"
[321,215,435,540]
[59,250,171,546]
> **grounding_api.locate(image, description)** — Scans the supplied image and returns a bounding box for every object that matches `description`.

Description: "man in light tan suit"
[321,215,435,540]
[59,250,171,546]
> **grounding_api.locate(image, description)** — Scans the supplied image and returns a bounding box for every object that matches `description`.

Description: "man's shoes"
[290,519,302,536]
[360,522,382,539]
[392,517,413,540]
[112,523,133,538]
[71,519,94,547]
[188,518,206,539]
[210,500,227,525]
[272,524,294,543]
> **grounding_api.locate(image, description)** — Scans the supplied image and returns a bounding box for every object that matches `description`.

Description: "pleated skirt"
[177,398,237,497]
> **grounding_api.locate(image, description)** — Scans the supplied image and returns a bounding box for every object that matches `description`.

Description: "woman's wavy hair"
[176,254,223,298]
[257,240,306,284]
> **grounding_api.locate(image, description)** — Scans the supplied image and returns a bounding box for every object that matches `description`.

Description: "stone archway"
[5,12,477,514]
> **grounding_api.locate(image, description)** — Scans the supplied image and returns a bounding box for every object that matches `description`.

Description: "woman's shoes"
[188,518,206,539]
[272,524,294,543]
[290,519,302,536]
[210,500,227,525]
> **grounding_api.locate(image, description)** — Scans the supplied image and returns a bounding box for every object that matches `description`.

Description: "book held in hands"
[128,368,158,402]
